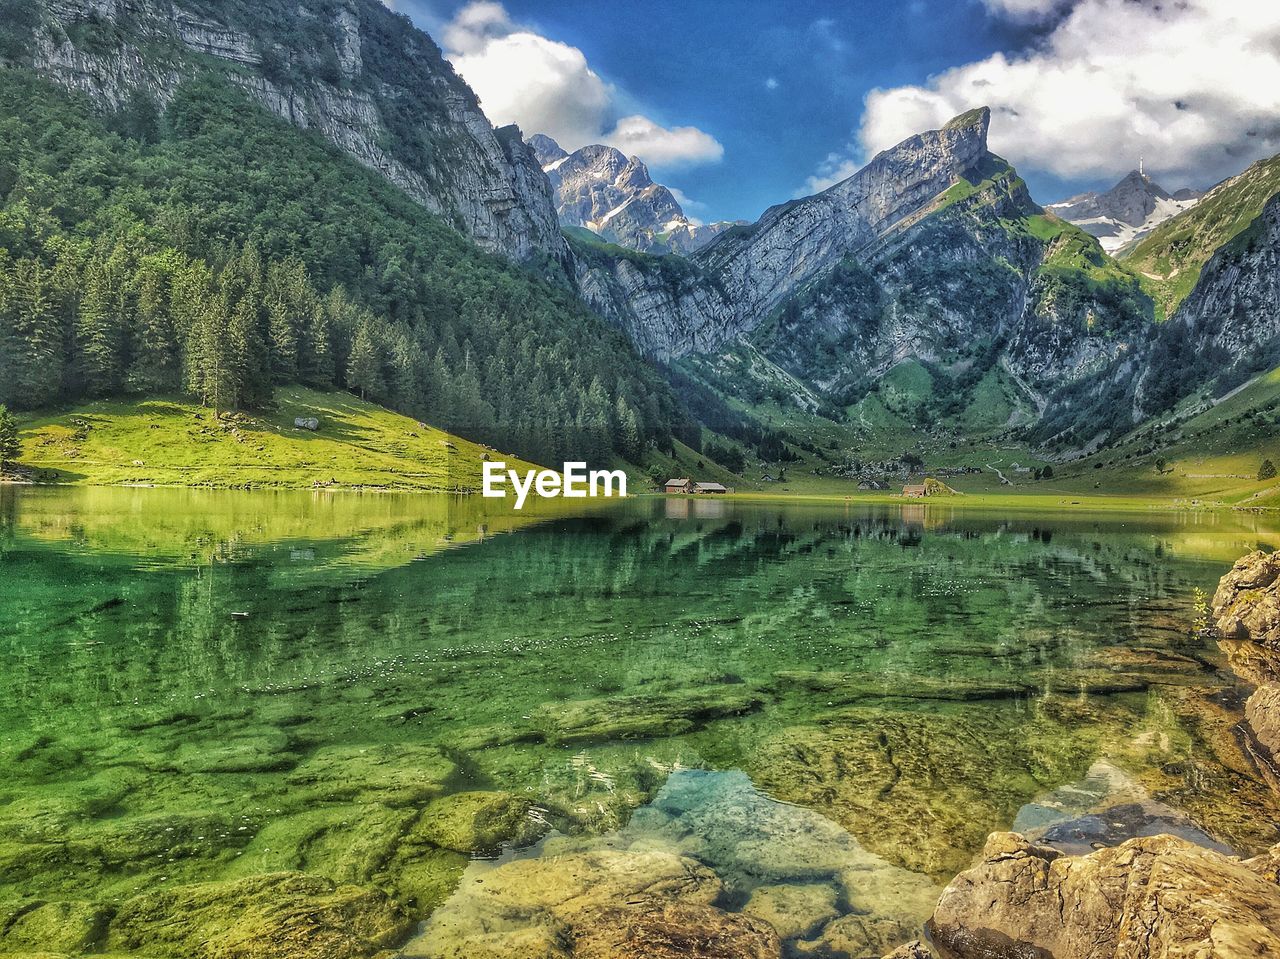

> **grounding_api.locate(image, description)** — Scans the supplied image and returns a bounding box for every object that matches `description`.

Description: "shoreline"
[2,477,1270,513]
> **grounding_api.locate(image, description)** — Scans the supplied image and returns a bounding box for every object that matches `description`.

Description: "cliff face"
[696,108,993,333]
[574,108,997,361]
[25,0,565,264]
[1167,193,1280,358]
[570,248,735,362]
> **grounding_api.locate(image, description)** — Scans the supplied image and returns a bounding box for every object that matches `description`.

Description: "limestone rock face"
[573,108,995,361]
[1213,550,1280,788]
[696,108,991,338]
[1160,194,1280,366]
[27,0,565,264]
[928,833,1280,959]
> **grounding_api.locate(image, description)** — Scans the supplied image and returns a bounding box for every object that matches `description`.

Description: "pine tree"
[185,296,233,414]
[347,321,384,401]
[8,260,65,408]
[0,405,20,473]
[127,257,180,393]
[227,293,270,408]
[1260,459,1276,481]
[616,396,644,462]
[76,258,125,397]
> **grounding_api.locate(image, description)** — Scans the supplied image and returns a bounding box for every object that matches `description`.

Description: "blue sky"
[391,0,1280,224]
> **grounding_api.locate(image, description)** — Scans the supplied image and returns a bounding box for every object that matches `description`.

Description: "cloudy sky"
[390,0,1280,223]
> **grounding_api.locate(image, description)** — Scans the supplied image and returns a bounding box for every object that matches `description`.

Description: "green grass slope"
[13,387,541,491]
[1045,367,1280,504]
[1123,153,1280,318]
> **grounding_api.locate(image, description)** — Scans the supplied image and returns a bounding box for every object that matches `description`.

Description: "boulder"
[409,790,542,854]
[1214,550,1280,789]
[928,833,1280,959]
[294,417,320,430]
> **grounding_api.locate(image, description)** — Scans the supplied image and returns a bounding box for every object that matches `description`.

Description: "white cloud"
[667,185,707,220]
[606,115,723,166]
[765,77,780,91]
[978,0,1073,22]
[442,1,723,168]
[800,153,862,195]
[853,0,1280,190]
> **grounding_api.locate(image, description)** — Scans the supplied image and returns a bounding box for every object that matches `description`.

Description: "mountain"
[1122,153,1280,318]
[529,134,740,254]
[1032,168,1280,452]
[0,1,697,466]
[15,0,564,264]
[1048,171,1200,255]
[574,107,1152,431]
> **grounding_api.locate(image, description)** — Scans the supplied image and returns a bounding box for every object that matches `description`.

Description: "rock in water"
[401,849,781,959]
[106,871,410,959]
[1213,550,1280,789]
[928,833,1280,959]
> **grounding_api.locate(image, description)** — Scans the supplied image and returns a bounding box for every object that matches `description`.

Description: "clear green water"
[2,487,1278,958]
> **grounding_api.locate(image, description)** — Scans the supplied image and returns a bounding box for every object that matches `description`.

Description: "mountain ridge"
[529,133,740,254]
[19,0,566,264]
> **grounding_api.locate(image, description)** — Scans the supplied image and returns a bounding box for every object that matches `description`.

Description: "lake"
[2,487,1278,958]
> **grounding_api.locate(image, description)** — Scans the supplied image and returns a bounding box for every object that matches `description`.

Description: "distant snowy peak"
[1049,170,1202,254]
[530,135,741,255]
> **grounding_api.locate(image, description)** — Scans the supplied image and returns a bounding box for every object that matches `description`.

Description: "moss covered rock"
[1,900,112,953]
[409,791,542,854]
[106,871,410,959]
[534,686,764,745]
[285,744,456,806]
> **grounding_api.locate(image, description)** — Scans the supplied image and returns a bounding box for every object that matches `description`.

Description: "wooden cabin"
[664,478,692,494]
[693,482,729,494]
[902,484,928,498]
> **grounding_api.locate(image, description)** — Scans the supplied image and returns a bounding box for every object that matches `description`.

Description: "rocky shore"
[879,550,1280,959]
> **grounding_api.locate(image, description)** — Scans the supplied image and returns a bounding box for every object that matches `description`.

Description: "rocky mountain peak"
[537,136,739,255]
[1049,168,1201,253]
[528,133,568,168]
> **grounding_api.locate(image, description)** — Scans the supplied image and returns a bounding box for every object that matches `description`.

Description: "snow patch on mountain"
[1049,171,1201,253]
[529,134,742,254]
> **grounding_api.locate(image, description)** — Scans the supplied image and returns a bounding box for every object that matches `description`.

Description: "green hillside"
[0,66,693,465]
[1122,153,1280,318]
[1040,367,1280,504]
[12,387,542,491]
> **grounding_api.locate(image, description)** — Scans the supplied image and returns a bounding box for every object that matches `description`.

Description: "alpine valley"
[5,5,1280,959]
[2,0,1279,502]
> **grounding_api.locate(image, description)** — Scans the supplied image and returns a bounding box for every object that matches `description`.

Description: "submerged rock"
[534,685,764,745]
[401,849,774,959]
[742,883,838,941]
[284,743,456,805]
[928,833,1280,959]
[0,899,111,953]
[750,711,1065,877]
[106,871,410,958]
[794,913,922,959]
[409,790,543,854]
[571,902,781,959]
